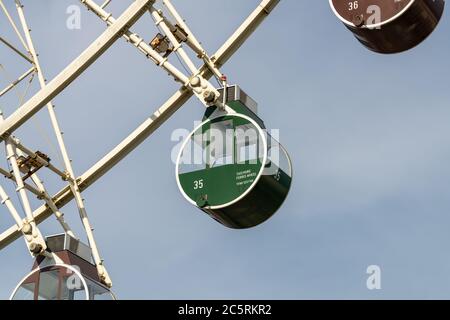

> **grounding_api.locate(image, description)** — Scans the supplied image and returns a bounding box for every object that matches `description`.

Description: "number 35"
[194,179,204,190]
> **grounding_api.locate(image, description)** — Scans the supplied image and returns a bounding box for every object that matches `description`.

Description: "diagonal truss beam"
[0,36,33,64]
[0,0,154,142]
[0,0,280,250]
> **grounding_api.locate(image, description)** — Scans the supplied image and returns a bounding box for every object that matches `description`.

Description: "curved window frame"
[10,264,115,300]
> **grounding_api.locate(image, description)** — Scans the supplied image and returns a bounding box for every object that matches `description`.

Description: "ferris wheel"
[0,0,446,300]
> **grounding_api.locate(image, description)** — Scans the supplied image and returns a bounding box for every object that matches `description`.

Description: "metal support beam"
[0,165,42,197]
[76,0,280,187]
[79,0,220,107]
[11,138,69,181]
[0,67,35,98]
[211,0,280,69]
[0,0,280,250]
[0,0,29,51]
[0,0,154,142]
[0,36,33,64]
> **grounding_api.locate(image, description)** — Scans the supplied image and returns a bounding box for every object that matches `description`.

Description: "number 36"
[349,1,359,10]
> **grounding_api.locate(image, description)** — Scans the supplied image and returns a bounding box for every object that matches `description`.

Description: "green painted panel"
[202,168,292,229]
[178,113,265,207]
[178,162,262,207]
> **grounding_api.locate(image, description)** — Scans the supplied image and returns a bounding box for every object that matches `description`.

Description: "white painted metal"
[0,0,29,51]
[0,185,24,230]
[11,139,67,179]
[14,0,113,286]
[5,143,33,227]
[0,165,42,196]
[0,0,281,291]
[13,147,76,238]
[0,67,35,98]
[75,0,279,189]
[100,0,111,9]
[0,0,280,251]
[162,0,225,81]
[0,36,33,63]
[150,7,198,74]
[0,0,154,142]
[29,175,75,238]
[0,137,48,256]
[6,141,48,254]
[162,0,204,56]
[79,0,220,107]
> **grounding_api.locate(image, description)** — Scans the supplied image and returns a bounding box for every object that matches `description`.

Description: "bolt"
[22,223,32,235]
[190,76,201,87]
[203,90,217,103]
[29,242,43,254]
[196,195,208,208]
[353,15,365,27]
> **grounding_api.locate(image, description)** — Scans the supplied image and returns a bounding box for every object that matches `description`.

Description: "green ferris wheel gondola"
[176,90,292,229]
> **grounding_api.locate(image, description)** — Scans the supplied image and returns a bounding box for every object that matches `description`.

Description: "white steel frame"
[0,0,280,289]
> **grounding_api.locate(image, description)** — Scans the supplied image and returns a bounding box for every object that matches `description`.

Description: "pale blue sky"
[1,0,450,299]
